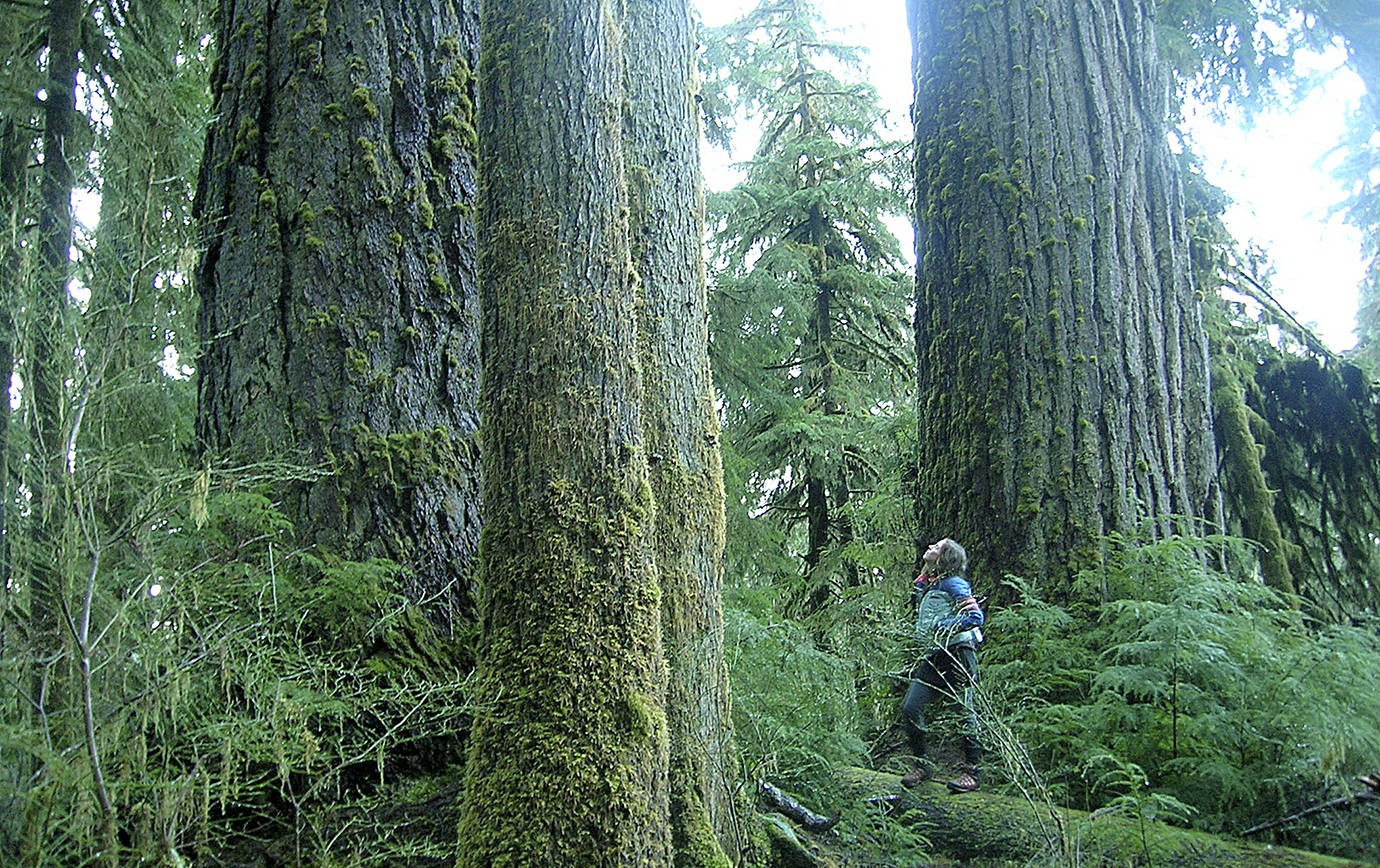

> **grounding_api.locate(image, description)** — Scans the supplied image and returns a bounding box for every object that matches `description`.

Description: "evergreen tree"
[84,0,209,468]
[458,1,670,862]
[1,1,217,859]
[194,0,482,627]
[0,0,49,853]
[704,0,912,614]
[908,0,1217,590]
[29,0,83,760]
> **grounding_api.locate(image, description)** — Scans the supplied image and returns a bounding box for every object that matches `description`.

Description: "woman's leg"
[900,654,943,785]
[946,646,982,791]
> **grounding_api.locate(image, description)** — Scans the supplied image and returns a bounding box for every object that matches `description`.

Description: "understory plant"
[1,473,472,867]
[981,532,1380,861]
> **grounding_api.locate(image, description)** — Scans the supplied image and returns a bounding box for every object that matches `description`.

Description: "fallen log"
[758,780,840,833]
[838,767,1374,867]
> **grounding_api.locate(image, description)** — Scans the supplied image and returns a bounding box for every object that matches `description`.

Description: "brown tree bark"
[194,0,480,626]
[908,0,1217,590]
[624,0,744,862]
[457,1,670,864]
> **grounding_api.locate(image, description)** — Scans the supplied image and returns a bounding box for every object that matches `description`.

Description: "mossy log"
[838,767,1373,867]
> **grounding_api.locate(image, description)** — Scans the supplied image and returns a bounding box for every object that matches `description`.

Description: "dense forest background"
[0,0,1378,865]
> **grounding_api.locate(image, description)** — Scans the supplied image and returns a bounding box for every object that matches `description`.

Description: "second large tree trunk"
[458,1,670,864]
[908,0,1217,589]
[625,0,742,862]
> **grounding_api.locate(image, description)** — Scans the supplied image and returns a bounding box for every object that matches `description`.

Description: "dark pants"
[902,644,981,768]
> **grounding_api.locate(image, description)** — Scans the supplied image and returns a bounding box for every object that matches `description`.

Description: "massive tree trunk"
[458,1,670,864]
[624,0,742,862]
[194,0,480,626]
[908,0,1216,589]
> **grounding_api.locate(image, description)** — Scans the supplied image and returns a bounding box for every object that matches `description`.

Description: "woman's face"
[922,538,946,564]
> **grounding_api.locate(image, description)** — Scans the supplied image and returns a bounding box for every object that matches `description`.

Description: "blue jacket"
[914,575,985,650]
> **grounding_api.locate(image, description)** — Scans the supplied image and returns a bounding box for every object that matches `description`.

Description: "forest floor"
[763,763,1379,868]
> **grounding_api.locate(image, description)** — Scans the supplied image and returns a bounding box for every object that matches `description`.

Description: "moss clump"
[345,347,369,376]
[347,425,476,492]
[357,137,382,182]
[351,84,379,119]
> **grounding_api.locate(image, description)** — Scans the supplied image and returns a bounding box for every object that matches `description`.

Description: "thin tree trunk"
[30,0,81,742]
[0,118,25,646]
[21,0,82,852]
[458,1,670,863]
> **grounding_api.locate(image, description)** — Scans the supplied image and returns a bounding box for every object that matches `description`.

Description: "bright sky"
[695,1,1367,352]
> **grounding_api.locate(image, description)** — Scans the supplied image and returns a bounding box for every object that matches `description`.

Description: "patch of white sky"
[695,1,1367,352]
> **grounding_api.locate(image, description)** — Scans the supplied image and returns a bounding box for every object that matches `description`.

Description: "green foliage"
[0,473,472,866]
[982,533,1380,859]
[1154,0,1298,115]
[702,0,914,614]
[1277,3,1380,371]
[1180,147,1380,617]
[724,587,869,792]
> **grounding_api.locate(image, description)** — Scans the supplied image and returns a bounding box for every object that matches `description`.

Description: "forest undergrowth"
[724,532,1380,865]
[1,477,474,867]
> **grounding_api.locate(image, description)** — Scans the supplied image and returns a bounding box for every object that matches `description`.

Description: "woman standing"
[900,538,984,792]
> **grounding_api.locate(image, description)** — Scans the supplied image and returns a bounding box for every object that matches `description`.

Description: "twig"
[759,780,839,832]
[1241,786,1380,836]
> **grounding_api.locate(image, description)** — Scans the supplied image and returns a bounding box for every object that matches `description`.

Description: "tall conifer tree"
[909,0,1218,588]
[705,0,912,611]
[458,1,670,862]
[625,0,742,861]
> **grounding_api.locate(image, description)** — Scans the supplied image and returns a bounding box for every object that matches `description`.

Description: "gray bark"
[909,0,1217,588]
[625,0,742,862]
[194,0,481,626]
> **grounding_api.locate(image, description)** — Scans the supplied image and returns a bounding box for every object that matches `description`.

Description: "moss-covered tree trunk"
[624,0,743,863]
[908,0,1216,589]
[1210,357,1294,594]
[457,1,670,864]
[194,0,480,626]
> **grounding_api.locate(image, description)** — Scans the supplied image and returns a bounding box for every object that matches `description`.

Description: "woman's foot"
[946,765,980,793]
[900,761,932,787]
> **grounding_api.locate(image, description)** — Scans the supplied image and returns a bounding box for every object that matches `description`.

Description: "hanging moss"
[1212,358,1296,595]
